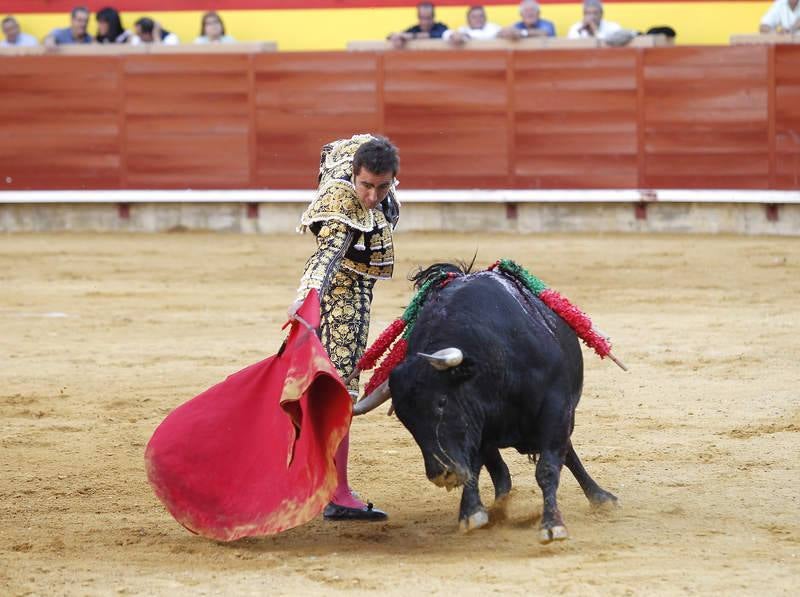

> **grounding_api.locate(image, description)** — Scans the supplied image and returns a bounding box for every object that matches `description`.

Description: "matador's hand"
[287,298,303,319]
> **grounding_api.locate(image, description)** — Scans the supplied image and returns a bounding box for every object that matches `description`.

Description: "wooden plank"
[774,45,800,189]
[636,48,646,189]
[0,47,788,191]
[641,46,770,189]
[247,54,257,189]
[768,45,776,189]
[383,50,508,189]
[121,53,250,189]
[506,51,515,188]
[126,134,250,188]
[253,52,379,188]
[0,56,122,189]
[513,48,638,189]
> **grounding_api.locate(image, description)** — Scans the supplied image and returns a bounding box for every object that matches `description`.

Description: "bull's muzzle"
[428,463,470,491]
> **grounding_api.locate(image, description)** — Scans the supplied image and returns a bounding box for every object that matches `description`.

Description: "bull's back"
[411,272,583,401]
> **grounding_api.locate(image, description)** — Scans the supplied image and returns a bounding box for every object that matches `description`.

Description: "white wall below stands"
[1,191,799,236]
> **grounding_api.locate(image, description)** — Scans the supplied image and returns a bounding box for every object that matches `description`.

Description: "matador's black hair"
[353,136,399,177]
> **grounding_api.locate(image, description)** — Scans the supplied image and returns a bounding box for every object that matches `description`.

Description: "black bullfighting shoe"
[323,501,388,521]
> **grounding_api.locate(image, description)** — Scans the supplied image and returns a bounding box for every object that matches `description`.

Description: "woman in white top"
[443,5,501,44]
[567,0,622,40]
[194,11,236,44]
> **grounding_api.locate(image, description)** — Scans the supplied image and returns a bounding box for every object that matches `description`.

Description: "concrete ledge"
[2,199,798,236]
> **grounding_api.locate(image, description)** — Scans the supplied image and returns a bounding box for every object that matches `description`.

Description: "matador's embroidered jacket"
[296,134,400,301]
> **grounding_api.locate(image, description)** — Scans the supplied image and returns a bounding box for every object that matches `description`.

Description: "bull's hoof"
[590,491,619,510]
[539,524,569,544]
[494,490,512,507]
[489,491,512,520]
[459,508,489,532]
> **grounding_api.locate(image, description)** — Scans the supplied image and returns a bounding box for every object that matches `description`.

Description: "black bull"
[371,263,617,543]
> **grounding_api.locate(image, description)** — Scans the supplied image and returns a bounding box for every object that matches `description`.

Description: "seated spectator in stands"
[567,0,622,40]
[498,0,556,40]
[95,7,131,44]
[1,15,39,46]
[43,6,93,47]
[387,2,449,48]
[131,17,180,45]
[646,25,677,45]
[759,0,800,33]
[443,5,502,45]
[194,11,236,44]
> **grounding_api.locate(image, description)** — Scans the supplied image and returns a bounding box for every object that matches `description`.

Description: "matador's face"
[354,168,394,210]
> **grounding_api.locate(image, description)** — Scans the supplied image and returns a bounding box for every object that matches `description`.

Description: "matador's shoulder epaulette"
[300,180,374,233]
[318,134,374,185]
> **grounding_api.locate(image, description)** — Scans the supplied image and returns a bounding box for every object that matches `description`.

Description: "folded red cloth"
[145,290,352,541]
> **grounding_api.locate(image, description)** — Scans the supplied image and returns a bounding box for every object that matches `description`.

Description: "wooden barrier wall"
[2,46,798,190]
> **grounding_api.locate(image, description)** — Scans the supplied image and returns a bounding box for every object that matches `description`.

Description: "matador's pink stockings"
[329,433,367,509]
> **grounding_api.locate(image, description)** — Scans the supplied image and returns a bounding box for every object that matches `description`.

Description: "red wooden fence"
[1,46,797,190]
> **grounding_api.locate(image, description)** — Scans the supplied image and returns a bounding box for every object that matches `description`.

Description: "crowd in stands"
[1,5,236,48]
[389,1,674,47]
[1,1,799,50]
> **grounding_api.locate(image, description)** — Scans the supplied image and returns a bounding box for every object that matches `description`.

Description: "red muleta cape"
[144,290,352,541]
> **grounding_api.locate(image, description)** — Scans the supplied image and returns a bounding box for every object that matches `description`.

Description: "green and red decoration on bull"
[355,259,626,397]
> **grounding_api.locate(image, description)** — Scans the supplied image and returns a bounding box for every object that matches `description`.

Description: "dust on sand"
[1,232,798,595]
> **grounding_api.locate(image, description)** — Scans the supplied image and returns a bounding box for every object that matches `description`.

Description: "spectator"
[759,0,800,33]
[43,6,93,47]
[498,0,556,40]
[646,25,677,45]
[387,2,449,48]
[95,7,131,44]
[1,15,38,47]
[567,0,622,40]
[443,5,502,45]
[131,17,180,45]
[194,11,236,44]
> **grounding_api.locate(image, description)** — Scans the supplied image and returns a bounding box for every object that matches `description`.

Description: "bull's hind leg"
[535,449,569,544]
[565,442,618,508]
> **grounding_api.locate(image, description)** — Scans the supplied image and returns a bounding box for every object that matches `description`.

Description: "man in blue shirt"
[499,0,556,40]
[44,6,92,47]
[388,2,449,48]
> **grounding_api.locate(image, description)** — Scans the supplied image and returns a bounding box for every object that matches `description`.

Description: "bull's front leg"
[458,459,489,532]
[535,448,569,543]
[482,446,512,503]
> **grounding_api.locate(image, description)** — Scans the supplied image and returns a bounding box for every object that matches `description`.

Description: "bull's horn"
[418,348,463,370]
[352,380,391,416]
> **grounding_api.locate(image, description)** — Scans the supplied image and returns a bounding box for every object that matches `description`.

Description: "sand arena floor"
[1,231,798,596]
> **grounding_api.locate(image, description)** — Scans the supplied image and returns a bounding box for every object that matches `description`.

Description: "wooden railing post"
[768,45,776,190]
[506,50,516,189]
[636,48,646,191]
[118,54,128,189]
[377,52,385,136]
[248,53,258,189]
